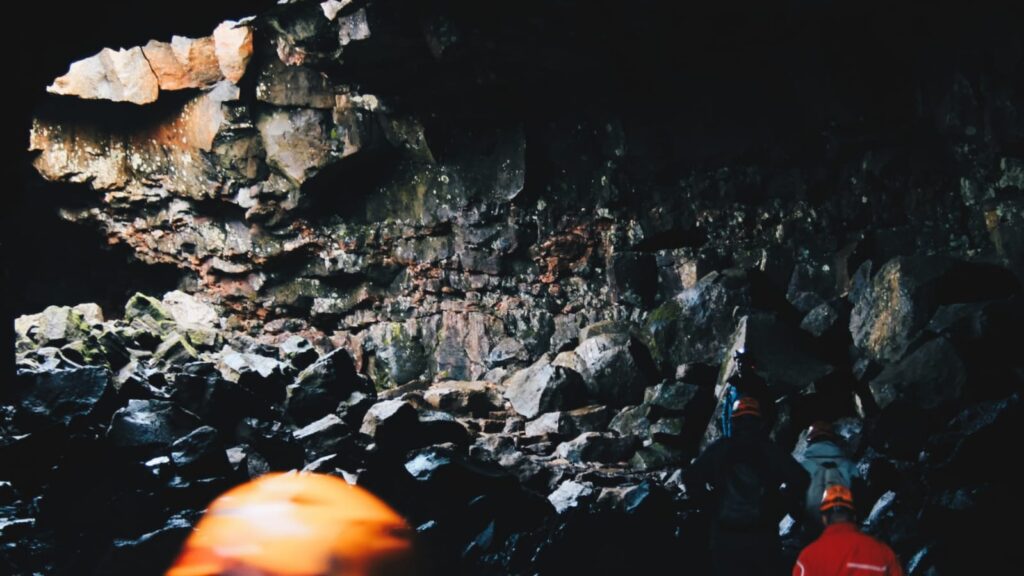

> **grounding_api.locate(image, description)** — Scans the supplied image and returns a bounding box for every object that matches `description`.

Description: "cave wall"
[21,0,1024,389]
[7,2,1024,575]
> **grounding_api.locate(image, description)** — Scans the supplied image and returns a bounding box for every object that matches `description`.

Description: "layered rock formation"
[7,0,1024,574]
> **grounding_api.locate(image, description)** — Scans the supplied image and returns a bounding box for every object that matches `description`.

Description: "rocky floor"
[6,253,1023,574]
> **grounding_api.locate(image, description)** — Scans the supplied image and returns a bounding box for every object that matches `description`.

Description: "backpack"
[716,441,774,530]
[820,461,846,488]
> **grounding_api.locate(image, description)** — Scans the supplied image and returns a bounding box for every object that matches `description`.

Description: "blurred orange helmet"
[731,396,761,419]
[819,484,856,513]
[807,420,837,443]
[166,472,417,576]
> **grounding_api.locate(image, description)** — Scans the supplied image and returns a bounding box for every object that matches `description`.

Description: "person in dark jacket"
[686,397,811,576]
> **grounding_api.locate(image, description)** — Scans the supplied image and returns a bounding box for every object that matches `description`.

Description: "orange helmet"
[807,420,837,443]
[166,472,417,576]
[819,484,856,513]
[731,396,761,419]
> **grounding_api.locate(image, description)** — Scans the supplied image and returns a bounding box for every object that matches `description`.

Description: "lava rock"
[869,337,967,413]
[171,363,265,433]
[293,414,352,460]
[571,335,649,407]
[565,405,613,435]
[279,335,319,370]
[14,305,92,347]
[608,404,652,438]
[553,432,637,463]
[337,390,376,429]
[720,312,834,396]
[108,400,202,452]
[649,418,685,444]
[925,394,1021,487]
[170,426,230,478]
[235,418,305,470]
[368,322,429,388]
[219,349,287,403]
[801,302,840,337]
[548,480,596,514]
[607,252,658,307]
[417,410,472,448]
[487,338,529,368]
[850,257,1020,364]
[423,381,504,417]
[47,46,160,104]
[360,399,420,447]
[13,366,114,430]
[124,293,177,338]
[525,412,575,437]
[629,442,685,471]
[643,269,764,373]
[504,357,587,419]
[644,381,702,416]
[287,348,366,425]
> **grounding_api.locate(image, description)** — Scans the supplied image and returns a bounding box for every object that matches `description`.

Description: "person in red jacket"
[793,485,903,576]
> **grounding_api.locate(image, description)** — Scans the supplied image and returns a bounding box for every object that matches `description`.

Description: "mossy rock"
[643,300,682,376]
[61,338,110,367]
[153,333,199,366]
[125,293,176,337]
[371,322,428,389]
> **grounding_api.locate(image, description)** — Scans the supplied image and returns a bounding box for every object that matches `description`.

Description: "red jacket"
[793,522,904,576]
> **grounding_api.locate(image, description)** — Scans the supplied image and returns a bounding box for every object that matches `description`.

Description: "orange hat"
[819,484,856,513]
[166,472,417,576]
[807,420,837,443]
[731,396,761,419]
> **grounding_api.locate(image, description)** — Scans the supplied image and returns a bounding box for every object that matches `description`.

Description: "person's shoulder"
[795,534,828,565]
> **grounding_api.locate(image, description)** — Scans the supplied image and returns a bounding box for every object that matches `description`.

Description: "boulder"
[525,412,575,437]
[629,443,685,471]
[293,414,352,460]
[171,363,264,432]
[608,404,652,438]
[554,432,637,464]
[14,305,91,347]
[720,313,834,396]
[850,257,1019,364]
[13,366,114,430]
[235,418,305,470]
[643,269,765,374]
[644,381,703,416]
[287,349,366,425]
[170,426,230,478]
[607,252,658,307]
[869,337,967,413]
[800,302,840,338]
[423,381,504,417]
[548,480,596,514]
[279,335,319,370]
[108,400,201,451]
[487,338,529,368]
[565,405,613,435]
[572,334,649,407]
[504,357,586,419]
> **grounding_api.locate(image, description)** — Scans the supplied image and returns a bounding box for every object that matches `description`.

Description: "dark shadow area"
[7,179,183,319]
